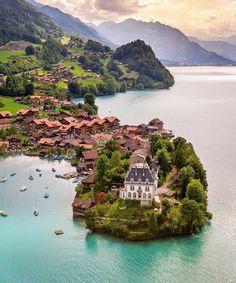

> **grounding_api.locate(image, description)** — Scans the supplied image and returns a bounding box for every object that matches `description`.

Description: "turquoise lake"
[1,67,236,282]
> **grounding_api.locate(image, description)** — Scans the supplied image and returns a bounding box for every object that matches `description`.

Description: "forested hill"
[0,0,63,45]
[113,40,174,88]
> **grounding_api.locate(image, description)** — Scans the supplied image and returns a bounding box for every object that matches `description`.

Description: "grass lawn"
[79,78,102,86]
[62,61,93,76]
[96,202,152,220]
[0,50,26,63]
[60,36,70,45]
[57,81,68,89]
[80,192,92,200]
[0,96,28,114]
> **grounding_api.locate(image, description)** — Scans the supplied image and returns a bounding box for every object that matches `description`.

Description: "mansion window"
[143,193,146,199]
[145,186,149,192]
[130,185,135,191]
[148,193,152,199]
[128,192,131,198]
[133,192,137,199]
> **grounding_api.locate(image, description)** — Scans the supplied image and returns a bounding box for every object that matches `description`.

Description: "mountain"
[0,0,63,46]
[27,0,114,47]
[113,40,174,88]
[97,19,235,66]
[189,37,236,62]
[208,35,236,46]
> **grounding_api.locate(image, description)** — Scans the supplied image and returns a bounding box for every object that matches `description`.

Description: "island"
[71,117,211,241]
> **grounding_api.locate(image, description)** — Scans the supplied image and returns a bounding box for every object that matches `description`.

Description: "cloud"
[94,0,140,14]
[36,0,236,38]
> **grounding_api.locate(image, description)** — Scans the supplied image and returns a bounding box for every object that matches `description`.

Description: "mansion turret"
[120,163,158,206]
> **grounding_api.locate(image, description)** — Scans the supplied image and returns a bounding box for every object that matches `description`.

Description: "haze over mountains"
[27,0,113,47]
[189,37,236,62]
[97,19,234,66]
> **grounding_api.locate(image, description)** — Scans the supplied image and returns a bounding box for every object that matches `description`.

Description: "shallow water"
[1,67,236,282]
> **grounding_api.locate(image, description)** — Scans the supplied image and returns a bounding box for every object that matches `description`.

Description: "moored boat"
[36,168,41,172]
[10,172,16,177]
[29,176,34,181]
[34,209,39,216]
[0,177,7,183]
[52,168,56,172]
[39,173,42,177]
[44,192,49,199]
[20,186,27,192]
[0,210,8,217]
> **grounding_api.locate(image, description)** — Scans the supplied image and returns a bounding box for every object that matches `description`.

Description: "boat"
[0,177,7,183]
[0,210,8,217]
[36,168,41,172]
[0,197,7,216]
[29,175,34,181]
[34,209,39,216]
[10,172,16,177]
[55,230,64,235]
[39,173,42,177]
[44,192,49,199]
[19,186,27,192]
[52,168,56,172]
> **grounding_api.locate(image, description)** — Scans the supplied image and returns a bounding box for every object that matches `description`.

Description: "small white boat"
[20,186,27,192]
[29,176,34,181]
[0,177,7,183]
[0,210,8,217]
[34,209,39,216]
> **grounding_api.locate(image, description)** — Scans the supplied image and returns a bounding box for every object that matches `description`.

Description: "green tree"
[181,198,207,234]
[178,165,195,199]
[25,45,35,55]
[148,212,157,232]
[94,155,111,192]
[186,179,207,205]
[157,148,171,177]
[25,83,34,96]
[84,93,95,106]
[110,151,121,168]
[85,209,98,231]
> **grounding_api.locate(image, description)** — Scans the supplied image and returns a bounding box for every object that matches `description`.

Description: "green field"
[62,61,95,76]
[60,36,70,45]
[56,81,68,89]
[79,78,102,86]
[0,96,28,114]
[0,50,26,63]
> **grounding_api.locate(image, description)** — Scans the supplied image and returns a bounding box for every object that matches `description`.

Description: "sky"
[36,0,236,38]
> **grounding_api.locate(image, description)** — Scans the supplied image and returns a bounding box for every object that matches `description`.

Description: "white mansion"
[120,163,158,206]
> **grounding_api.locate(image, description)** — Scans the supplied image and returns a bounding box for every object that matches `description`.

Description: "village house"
[0,111,13,119]
[120,163,158,206]
[0,141,9,149]
[81,150,98,170]
[0,119,12,129]
[7,135,21,149]
[93,133,112,146]
[72,198,95,217]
